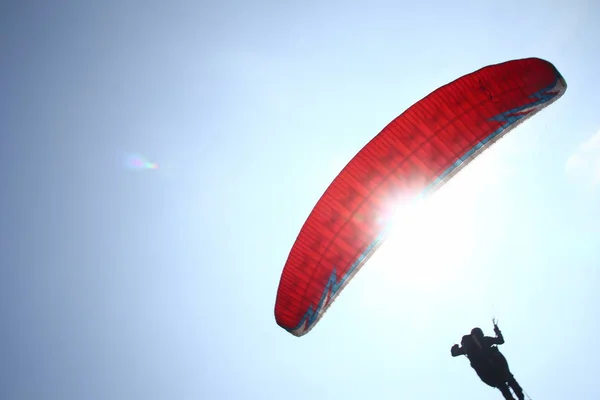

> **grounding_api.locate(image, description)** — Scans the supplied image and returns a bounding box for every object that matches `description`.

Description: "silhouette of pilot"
[451,321,525,400]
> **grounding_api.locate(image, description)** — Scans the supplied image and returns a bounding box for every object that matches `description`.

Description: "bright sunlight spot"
[354,145,514,327]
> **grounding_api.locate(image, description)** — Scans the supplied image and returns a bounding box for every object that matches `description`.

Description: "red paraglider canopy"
[274,57,567,336]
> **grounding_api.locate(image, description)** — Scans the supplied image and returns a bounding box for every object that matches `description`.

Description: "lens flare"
[126,153,158,170]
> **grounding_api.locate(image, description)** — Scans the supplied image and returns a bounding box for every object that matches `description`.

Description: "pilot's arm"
[489,324,505,345]
[451,344,464,357]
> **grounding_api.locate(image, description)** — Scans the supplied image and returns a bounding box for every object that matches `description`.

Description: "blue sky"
[1,1,599,399]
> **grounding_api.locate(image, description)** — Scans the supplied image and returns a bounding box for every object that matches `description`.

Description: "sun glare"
[378,183,475,292]
[354,148,511,324]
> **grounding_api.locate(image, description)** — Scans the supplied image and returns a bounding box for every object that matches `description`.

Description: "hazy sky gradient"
[2,1,599,400]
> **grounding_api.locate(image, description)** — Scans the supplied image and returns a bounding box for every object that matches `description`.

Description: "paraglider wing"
[274,57,567,337]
